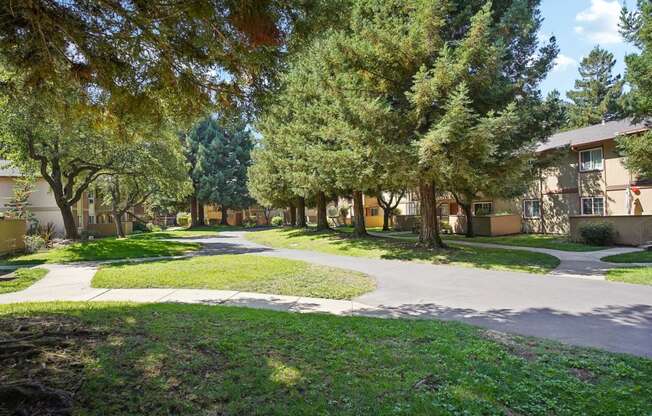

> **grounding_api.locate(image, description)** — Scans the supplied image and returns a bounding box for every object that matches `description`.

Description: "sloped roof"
[536,118,650,152]
[0,160,21,177]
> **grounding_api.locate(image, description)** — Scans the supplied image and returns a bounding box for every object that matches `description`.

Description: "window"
[88,215,95,225]
[579,148,603,172]
[87,191,94,205]
[581,197,604,216]
[438,203,450,217]
[523,199,541,219]
[473,202,492,216]
[369,207,379,216]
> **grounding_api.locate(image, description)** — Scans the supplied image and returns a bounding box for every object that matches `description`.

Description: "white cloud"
[553,54,578,72]
[574,0,623,44]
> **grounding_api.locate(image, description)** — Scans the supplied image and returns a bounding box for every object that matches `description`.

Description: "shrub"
[80,230,101,241]
[271,216,284,226]
[146,222,162,232]
[338,203,350,218]
[327,206,339,218]
[132,221,149,232]
[242,217,257,228]
[24,235,45,253]
[176,212,191,227]
[32,222,56,246]
[440,221,453,234]
[578,222,616,246]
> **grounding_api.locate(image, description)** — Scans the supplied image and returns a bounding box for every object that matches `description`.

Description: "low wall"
[87,222,133,237]
[471,215,522,236]
[570,215,652,246]
[394,215,419,232]
[0,219,26,255]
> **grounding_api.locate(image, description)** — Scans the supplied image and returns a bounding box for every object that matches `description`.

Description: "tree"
[96,138,190,237]
[618,1,652,178]
[566,46,624,128]
[188,115,254,225]
[4,171,37,227]
[377,190,406,231]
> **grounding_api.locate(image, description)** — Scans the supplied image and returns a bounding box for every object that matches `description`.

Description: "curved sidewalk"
[1,231,651,358]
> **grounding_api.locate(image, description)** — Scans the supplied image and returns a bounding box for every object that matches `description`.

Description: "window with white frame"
[581,197,604,216]
[523,199,541,218]
[579,148,603,172]
[473,202,492,216]
[88,215,95,225]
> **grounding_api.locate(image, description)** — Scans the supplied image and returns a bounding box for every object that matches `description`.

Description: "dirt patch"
[0,316,106,416]
[412,374,442,392]
[569,367,597,383]
[483,330,538,362]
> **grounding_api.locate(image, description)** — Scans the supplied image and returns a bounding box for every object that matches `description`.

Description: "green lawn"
[438,233,603,252]
[606,267,652,285]
[93,254,374,300]
[0,238,200,265]
[132,225,243,240]
[246,228,560,274]
[1,302,650,415]
[602,250,652,263]
[0,268,48,293]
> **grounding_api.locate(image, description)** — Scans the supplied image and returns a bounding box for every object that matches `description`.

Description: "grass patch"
[0,302,650,415]
[132,225,242,240]
[606,267,652,285]
[441,233,605,252]
[602,250,652,263]
[246,228,560,274]
[0,238,200,266]
[93,254,374,300]
[0,268,48,294]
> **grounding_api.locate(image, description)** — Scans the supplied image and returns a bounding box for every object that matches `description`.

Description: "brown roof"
[536,118,650,152]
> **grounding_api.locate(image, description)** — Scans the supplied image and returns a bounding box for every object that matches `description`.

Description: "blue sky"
[539,0,637,98]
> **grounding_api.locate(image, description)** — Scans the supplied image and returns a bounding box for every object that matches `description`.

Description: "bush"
[440,221,453,234]
[271,216,284,226]
[578,222,616,246]
[34,222,56,246]
[80,230,101,241]
[146,222,162,232]
[24,235,45,253]
[132,221,149,232]
[242,217,257,228]
[338,203,350,218]
[176,212,191,227]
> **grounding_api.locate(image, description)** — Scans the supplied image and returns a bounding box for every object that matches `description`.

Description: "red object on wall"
[631,186,640,195]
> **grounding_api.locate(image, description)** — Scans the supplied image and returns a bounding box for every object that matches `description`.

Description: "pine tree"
[566,46,624,128]
[618,1,652,178]
[5,174,36,226]
[187,115,254,225]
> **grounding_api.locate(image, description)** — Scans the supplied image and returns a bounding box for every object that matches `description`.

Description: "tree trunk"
[220,205,229,225]
[461,203,474,237]
[297,197,307,227]
[382,208,391,231]
[112,212,126,238]
[352,190,367,237]
[418,179,445,248]
[315,191,329,230]
[289,203,297,226]
[190,195,198,226]
[197,202,205,226]
[59,202,79,240]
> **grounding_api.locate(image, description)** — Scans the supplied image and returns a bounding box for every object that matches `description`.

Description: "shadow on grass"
[1,302,651,415]
[260,228,559,273]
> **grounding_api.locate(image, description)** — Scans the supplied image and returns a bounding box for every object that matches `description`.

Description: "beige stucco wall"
[570,215,652,246]
[87,222,133,237]
[0,219,26,255]
[471,215,521,236]
[0,177,65,236]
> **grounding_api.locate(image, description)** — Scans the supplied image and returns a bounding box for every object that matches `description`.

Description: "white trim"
[472,201,493,216]
[580,196,605,216]
[579,147,604,172]
[522,199,541,219]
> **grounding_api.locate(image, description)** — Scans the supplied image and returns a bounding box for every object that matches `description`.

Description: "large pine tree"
[566,46,624,128]
[618,1,652,178]
[187,116,254,225]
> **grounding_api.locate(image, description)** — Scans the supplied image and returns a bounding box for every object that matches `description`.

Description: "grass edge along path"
[606,267,652,286]
[92,254,375,300]
[602,250,652,263]
[0,302,650,415]
[0,268,48,294]
[245,228,560,274]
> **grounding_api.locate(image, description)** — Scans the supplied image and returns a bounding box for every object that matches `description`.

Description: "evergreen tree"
[187,116,254,225]
[618,1,652,178]
[566,46,624,128]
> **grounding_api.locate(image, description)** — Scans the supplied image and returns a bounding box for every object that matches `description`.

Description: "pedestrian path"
[1,231,651,358]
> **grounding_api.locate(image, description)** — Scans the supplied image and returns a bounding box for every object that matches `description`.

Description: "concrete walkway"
[1,231,651,358]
